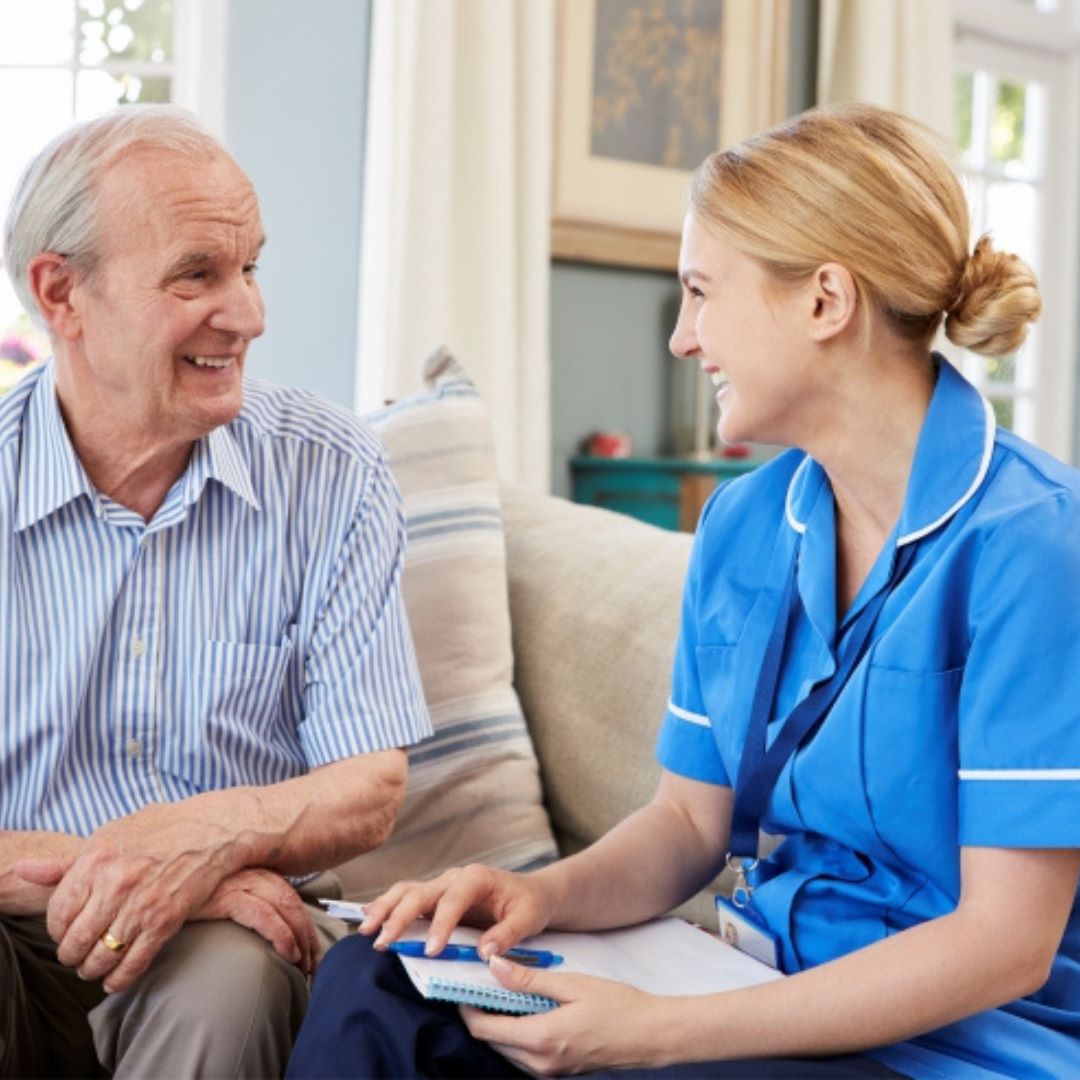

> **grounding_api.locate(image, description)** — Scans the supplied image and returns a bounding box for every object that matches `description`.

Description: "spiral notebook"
[391,915,782,1015]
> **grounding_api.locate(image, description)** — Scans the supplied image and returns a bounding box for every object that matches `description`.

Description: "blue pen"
[387,940,564,967]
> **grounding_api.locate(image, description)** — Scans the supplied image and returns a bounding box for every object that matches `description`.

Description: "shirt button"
[126,738,142,758]
[130,636,146,658]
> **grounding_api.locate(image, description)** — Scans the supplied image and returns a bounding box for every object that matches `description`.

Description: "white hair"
[2,104,224,326]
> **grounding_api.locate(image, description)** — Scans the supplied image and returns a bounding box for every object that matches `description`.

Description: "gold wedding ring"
[100,931,127,953]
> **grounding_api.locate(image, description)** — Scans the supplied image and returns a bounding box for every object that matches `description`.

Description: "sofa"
[331,349,732,928]
[501,480,728,926]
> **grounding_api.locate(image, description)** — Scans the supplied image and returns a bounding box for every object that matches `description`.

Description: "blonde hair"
[690,103,1041,357]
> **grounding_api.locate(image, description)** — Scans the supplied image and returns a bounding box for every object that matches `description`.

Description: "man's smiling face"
[65,144,266,446]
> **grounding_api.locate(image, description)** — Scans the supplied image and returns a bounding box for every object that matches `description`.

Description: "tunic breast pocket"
[196,637,295,767]
[863,664,964,867]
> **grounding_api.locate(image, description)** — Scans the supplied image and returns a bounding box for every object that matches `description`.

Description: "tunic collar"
[785,355,995,548]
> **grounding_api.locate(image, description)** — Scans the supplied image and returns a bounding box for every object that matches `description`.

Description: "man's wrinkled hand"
[19,802,243,992]
[193,868,319,976]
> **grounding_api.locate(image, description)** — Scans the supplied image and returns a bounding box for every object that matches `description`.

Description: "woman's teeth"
[709,370,728,387]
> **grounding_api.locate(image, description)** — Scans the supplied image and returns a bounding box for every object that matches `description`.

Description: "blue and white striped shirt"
[0,362,432,836]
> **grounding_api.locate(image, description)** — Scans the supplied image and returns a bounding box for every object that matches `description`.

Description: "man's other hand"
[193,868,319,976]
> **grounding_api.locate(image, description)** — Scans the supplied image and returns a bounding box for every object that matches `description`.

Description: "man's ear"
[26,253,83,340]
[808,262,858,343]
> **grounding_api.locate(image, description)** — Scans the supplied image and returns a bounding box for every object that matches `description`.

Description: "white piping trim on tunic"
[667,701,711,727]
[959,768,1080,781]
[898,395,997,546]
[783,395,996,546]
[784,456,811,534]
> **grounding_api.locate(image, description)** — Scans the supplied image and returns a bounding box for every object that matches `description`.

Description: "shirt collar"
[15,362,96,532]
[786,354,995,548]
[15,363,260,531]
[181,424,260,513]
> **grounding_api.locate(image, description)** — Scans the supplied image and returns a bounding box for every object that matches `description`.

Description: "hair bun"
[945,235,1042,356]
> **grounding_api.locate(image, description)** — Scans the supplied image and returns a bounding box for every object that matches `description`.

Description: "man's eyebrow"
[164,235,267,277]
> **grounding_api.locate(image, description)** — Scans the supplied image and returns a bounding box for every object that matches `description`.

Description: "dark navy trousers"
[286,933,903,1079]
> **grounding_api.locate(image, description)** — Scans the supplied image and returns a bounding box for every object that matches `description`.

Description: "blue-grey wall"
[225,0,370,409]
[548,0,819,497]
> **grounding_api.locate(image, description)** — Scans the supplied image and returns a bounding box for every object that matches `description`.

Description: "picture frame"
[552,0,791,272]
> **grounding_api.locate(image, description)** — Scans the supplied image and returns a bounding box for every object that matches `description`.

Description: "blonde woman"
[288,105,1080,1078]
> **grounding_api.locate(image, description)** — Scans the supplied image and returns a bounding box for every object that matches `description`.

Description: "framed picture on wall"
[552,0,790,272]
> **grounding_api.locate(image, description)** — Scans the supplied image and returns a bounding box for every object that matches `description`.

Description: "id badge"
[715,895,780,969]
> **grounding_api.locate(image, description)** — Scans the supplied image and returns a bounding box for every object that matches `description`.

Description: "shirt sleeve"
[958,491,1080,847]
[655,500,730,786]
[297,452,432,766]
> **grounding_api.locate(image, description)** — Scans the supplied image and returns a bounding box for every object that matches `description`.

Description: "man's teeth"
[187,356,232,368]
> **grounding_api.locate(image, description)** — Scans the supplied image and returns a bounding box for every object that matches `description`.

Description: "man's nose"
[210,278,266,340]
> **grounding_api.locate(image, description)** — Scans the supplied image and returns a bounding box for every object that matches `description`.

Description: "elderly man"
[0,106,432,1077]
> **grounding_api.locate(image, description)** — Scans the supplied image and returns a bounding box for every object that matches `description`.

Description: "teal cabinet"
[570,455,758,532]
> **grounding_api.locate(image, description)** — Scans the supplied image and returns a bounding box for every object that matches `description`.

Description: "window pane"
[76,69,170,116]
[78,0,173,66]
[990,80,1028,167]
[990,397,1015,430]
[0,277,47,396]
[955,71,974,156]
[0,69,74,219]
[984,353,1017,387]
[0,0,74,64]
[985,180,1037,268]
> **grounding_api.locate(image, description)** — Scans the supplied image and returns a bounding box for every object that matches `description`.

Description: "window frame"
[953,0,1080,462]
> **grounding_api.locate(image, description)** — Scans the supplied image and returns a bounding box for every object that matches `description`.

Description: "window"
[0,0,223,393]
[952,0,1080,463]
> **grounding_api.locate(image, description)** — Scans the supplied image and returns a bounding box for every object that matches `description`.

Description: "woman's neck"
[805,346,936,612]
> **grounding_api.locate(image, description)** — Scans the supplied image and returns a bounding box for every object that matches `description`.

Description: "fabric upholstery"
[500,481,735,925]
[333,348,558,900]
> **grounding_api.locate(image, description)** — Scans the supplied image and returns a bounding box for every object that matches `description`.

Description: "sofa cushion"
[332,348,558,901]
[501,482,733,925]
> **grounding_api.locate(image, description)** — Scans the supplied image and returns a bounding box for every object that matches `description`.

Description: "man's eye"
[185,270,208,281]
[243,262,259,277]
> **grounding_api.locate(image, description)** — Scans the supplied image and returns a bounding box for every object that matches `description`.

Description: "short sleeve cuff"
[656,703,729,785]
[298,703,433,767]
[959,772,1080,846]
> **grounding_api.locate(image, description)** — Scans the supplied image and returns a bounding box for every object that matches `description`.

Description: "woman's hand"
[360,863,561,958]
[462,959,679,1076]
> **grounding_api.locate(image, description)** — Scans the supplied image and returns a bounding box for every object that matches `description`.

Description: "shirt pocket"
[862,664,964,870]
[195,637,295,771]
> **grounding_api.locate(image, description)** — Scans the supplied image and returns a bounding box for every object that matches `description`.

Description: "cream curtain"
[356,0,554,490]
[817,0,955,137]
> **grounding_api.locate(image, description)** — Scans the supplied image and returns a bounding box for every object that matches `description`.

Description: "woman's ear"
[27,253,82,340]
[808,262,858,343]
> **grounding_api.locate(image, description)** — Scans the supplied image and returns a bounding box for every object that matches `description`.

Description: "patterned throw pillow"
[332,347,559,900]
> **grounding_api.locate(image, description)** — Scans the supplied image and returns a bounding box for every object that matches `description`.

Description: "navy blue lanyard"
[728,539,919,864]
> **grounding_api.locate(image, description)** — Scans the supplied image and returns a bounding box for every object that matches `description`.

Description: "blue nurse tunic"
[656,357,1080,1078]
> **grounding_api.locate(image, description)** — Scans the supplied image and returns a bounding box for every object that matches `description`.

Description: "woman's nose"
[669,304,699,359]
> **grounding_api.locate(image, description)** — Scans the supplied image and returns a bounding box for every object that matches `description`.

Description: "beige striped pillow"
[332,348,558,900]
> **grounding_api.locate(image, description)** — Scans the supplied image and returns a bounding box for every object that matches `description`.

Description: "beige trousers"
[0,875,348,1079]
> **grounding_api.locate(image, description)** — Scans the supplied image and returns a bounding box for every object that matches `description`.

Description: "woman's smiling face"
[669,213,825,449]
